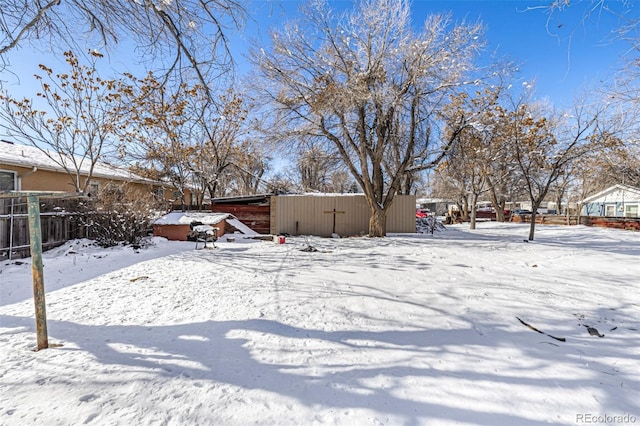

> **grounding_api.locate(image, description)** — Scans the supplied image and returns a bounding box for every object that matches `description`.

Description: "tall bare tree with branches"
[0,0,245,94]
[507,92,607,240]
[253,0,484,236]
[0,50,125,193]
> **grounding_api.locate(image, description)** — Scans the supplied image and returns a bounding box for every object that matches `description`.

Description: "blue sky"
[1,0,636,108]
[233,0,634,107]
[415,0,632,106]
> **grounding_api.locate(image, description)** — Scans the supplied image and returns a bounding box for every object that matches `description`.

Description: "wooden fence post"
[27,195,48,351]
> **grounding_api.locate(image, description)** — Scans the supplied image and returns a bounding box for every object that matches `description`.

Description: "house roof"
[417,197,454,204]
[581,184,640,204]
[0,141,157,185]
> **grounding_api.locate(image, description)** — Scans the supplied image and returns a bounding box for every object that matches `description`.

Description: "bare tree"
[508,93,606,240]
[442,89,508,228]
[296,145,343,192]
[123,74,263,206]
[190,89,252,201]
[534,0,640,185]
[121,73,201,208]
[431,167,470,221]
[0,50,124,193]
[0,0,245,93]
[253,0,484,236]
[534,1,639,48]
[575,139,640,189]
[599,62,640,188]
[229,139,271,195]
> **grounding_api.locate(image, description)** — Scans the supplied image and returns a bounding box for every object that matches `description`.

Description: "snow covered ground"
[1,223,639,425]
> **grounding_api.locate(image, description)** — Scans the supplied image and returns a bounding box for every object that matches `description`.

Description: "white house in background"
[581,184,640,218]
[416,197,453,216]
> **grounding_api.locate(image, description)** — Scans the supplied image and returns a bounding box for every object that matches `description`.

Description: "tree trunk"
[486,178,505,222]
[528,212,536,241]
[369,205,387,237]
[528,201,541,241]
[461,196,469,221]
[555,192,564,215]
[469,192,478,230]
[488,189,505,222]
[198,192,205,210]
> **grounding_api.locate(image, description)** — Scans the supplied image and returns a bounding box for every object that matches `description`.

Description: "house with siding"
[581,184,640,218]
[0,140,178,202]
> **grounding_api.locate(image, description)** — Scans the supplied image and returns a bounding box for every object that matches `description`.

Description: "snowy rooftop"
[581,183,640,203]
[416,197,454,203]
[152,211,232,226]
[278,192,365,197]
[0,141,157,184]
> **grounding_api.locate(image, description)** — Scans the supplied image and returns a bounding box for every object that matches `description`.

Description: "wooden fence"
[0,212,88,260]
[510,213,640,229]
[0,198,88,260]
[579,216,640,231]
[211,204,271,235]
[510,214,581,226]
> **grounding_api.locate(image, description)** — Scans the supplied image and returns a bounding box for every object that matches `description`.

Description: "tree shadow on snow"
[2,304,638,425]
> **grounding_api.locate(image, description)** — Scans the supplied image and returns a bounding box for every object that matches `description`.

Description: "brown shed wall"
[153,224,191,241]
[153,220,227,241]
[271,194,416,237]
[211,204,270,234]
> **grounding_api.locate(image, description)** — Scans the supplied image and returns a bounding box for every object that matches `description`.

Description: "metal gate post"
[27,195,48,351]
[9,198,15,260]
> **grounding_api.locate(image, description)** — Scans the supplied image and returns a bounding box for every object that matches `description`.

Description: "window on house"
[89,182,99,196]
[153,187,165,199]
[626,205,639,218]
[0,170,17,191]
[605,205,615,216]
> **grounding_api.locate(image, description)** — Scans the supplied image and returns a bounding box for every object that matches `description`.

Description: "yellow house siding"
[22,167,79,192]
[0,164,74,192]
[0,163,180,202]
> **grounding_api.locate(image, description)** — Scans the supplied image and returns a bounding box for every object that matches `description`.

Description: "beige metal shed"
[270,194,416,237]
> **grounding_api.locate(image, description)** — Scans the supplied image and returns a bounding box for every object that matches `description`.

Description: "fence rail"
[580,216,640,230]
[0,211,87,260]
[510,214,581,225]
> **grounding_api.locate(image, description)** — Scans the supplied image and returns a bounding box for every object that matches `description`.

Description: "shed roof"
[277,192,364,197]
[212,194,272,204]
[152,211,232,226]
